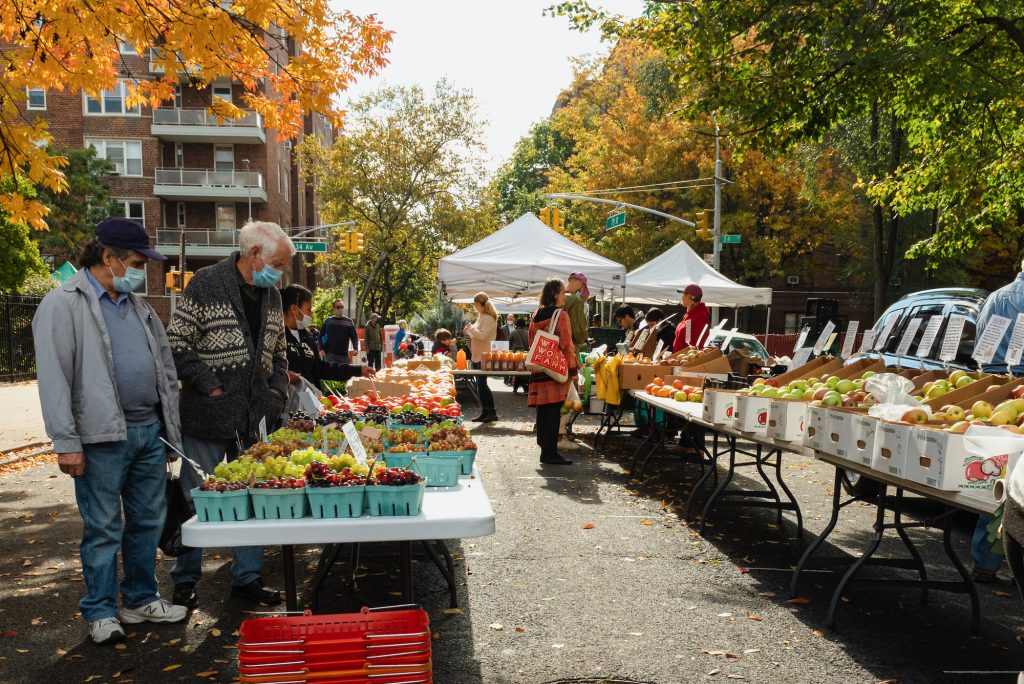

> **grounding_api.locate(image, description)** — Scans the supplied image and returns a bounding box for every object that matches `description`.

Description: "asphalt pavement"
[1,382,1023,683]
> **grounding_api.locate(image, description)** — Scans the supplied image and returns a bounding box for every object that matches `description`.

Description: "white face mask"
[297,314,312,330]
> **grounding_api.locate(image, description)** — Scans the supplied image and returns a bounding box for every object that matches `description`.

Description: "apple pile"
[931,389,1024,433]
[912,370,975,402]
[643,377,704,402]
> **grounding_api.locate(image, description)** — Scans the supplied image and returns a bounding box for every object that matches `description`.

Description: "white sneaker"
[557,437,581,451]
[118,598,188,624]
[89,617,126,645]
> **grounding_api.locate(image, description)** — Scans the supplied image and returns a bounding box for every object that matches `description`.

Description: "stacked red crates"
[238,606,432,683]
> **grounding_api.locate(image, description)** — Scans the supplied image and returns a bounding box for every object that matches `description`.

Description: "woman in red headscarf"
[673,284,711,351]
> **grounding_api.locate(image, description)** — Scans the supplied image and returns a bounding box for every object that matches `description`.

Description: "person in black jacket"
[282,286,373,390]
[320,298,360,364]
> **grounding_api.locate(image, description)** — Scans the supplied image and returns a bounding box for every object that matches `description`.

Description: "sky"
[334,1,646,171]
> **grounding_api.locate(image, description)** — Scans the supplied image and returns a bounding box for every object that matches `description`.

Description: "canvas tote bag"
[526,310,569,383]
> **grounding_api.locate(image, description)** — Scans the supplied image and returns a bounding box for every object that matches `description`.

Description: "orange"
[653,377,665,387]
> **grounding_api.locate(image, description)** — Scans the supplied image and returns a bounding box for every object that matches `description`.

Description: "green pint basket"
[366,481,426,516]
[249,488,310,520]
[382,450,426,469]
[428,449,476,475]
[414,454,462,487]
[191,488,252,522]
[306,485,366,519]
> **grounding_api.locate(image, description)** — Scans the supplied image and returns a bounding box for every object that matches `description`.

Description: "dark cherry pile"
[288,410,316,432]
[362,405,391,424]
[427,411,453,425]
[369,467,422,486]
[199,477,246,492]
[391,411,429,426]
[320,409,357,425]
[252,477,305,489]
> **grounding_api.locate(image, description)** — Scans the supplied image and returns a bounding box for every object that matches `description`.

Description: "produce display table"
[792,450,995,634]
[453,369,532,377]
[181,468,496,612]
[630,391,804,537]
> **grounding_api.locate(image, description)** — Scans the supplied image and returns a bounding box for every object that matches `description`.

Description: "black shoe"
[172,582,198,610]
[231,578,283,606]
[479,410,498,423]
[972,567,998,584]
[540,453,573,465]
[470,412,487,422]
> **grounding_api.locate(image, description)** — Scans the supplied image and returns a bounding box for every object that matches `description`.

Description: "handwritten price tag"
[974,314,1011,366]
[894,318,922,358]
[1004,313,1024,369]
[858,329,876,354]
[794,327,810,353]
[939,315,966,362]
[840,321,859,359]
[813,320,836,355]
[873,315,898,351]
[915,315,944,359]
[342,421,368,465]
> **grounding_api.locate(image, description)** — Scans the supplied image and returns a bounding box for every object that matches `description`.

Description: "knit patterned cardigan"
[166,253,289,441]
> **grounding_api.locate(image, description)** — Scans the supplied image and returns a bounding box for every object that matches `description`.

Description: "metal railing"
[153,108,262,128]
[0,294,42,382]
[154,167,263,189]
[156,228,240,247]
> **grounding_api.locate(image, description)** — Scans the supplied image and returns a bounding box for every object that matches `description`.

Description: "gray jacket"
[32,270,182,453]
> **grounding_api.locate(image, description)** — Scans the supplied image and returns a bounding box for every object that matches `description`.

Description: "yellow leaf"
[162,664,181,672]
[210,628,221,637]
[442,608,463,615]
[642,520,653,525]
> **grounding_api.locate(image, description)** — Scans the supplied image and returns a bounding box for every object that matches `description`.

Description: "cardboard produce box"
[804,404,831,452]
[727,349,767,376]
[821,408,854,460]
[619,363,671,390]
[768,399,807,443]
[404,359,442,371]
[736,393,771,435]
[923,375,1008,411]
[908,426,1020,496]
[773,356,844,385]
[873,420,913,479]
[346,378,410,399]
[827,358,887,381]
[673,355,733,376]
[703,389,738,425]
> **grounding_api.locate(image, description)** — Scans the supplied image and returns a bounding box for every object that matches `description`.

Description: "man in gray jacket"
[166,221,293,609]
[33,218,188,646]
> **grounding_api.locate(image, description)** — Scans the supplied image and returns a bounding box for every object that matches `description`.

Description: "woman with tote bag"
[528,278,578,465]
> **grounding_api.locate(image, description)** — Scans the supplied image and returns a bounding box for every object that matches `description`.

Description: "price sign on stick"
[652,339,665,360]
[858,330,876,354]
[840,321,860,359]
[697,323,712,347]
[794,327,811,352]
[790,347,813,370]
[916,315,944,359]
[813,320,837,355]
[720,327,739,352]
[974,314,1011,366]
[1004,314,1024,369]
[939,315,966,362]
[342,421,368,465]
[489,341,509,352]
[258,416,268,444]
[895,318,923,358]
[873,315,898,351]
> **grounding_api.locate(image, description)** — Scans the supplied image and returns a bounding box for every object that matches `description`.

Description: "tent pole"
[765,305,771,337]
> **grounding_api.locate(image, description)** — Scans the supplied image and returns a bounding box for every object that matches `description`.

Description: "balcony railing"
[156,228,239,247]
[153,108,262,128]
[155,167,263,189]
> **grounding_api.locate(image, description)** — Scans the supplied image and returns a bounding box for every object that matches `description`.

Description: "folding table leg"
[699,436,737,534]
[790,468,842,598]
[311,543,346,613]
[826,483,889,629]
[942,509,981,635]
[421,540,458,609]
[282,544,298,612]
[892,488,929,606]
[400,541,414,603]
[774,447,803,539]
[753,444,785,527]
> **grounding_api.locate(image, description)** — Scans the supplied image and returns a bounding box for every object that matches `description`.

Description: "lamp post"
[242,158,252,222]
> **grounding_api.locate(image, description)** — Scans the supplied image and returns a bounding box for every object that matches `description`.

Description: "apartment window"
[176,202,186,228]
[216,204,236,230]
[118,200,146,227]
[783,313,800,335]
[26,87,46,110]
[173,84,182,109]
[213,83,232,103]
[214,145,234,172]
[87,139,143,176]
[84,81,140,115]
[174,142,184,168]
[117,39,137,55]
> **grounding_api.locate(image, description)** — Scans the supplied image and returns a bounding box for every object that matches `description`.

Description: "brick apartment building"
[18,38,330,321]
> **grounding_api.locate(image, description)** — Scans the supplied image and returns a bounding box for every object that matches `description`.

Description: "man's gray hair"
[239,221,296,259]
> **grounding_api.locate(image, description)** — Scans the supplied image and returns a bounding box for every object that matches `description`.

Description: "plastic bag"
[866,373,930,421]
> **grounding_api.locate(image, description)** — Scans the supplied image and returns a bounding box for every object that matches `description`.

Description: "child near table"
[432,329,455,358]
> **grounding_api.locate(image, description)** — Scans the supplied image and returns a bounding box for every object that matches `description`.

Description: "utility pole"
[712,117,723,325]
[243,158,252,222]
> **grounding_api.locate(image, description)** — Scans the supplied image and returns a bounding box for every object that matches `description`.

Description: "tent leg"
[765,305,771,337]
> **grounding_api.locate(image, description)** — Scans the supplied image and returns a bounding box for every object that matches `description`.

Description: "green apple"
[852,378,866,388]
[942,404,966,422]
[972,401,993,420]
[991,410,1015,426]
[948,370,967,385]
[955,375,974,389]
[861,371,877,380]
[790,380,809,393]
[761,387,780,398]
[802,389,815,401]
[826,376,840,390]
[822,391,843,407]
[835,379,856,395]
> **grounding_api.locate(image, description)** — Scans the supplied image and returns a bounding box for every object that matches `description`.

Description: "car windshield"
[709,335,770,360]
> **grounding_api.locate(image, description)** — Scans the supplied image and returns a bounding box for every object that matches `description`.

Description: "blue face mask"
[252,255,282,288]
[111,259,146,294]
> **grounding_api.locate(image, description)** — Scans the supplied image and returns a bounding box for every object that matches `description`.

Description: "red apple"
[900,408,928,425]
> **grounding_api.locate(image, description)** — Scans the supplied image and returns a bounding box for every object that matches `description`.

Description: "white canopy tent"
[623,239,772,308]
[452,296,539,314]
[439,213,627,300]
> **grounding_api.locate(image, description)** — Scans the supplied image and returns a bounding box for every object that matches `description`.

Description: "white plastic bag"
[866,373,930,421]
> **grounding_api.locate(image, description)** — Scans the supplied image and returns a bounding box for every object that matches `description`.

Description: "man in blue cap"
[33,217,188,645]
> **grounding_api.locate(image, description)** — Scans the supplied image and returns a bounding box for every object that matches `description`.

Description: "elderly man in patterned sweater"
[166,221,294,609]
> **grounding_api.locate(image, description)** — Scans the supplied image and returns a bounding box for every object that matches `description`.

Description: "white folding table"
[182,469,496,611]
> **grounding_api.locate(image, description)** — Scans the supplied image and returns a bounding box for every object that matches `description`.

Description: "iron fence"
[0,294,42,382]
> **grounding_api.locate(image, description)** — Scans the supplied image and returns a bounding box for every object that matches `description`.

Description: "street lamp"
[242,158,252,222]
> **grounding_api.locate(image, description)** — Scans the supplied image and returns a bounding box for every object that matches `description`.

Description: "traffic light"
[337,232,351,253]
[165,268,192,293]
[351,231,365,253]
[539,207,551,227]
[551,207,564,233]
[695,210,710,239]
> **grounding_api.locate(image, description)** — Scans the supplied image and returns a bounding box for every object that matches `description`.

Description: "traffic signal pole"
[712,119,723,326]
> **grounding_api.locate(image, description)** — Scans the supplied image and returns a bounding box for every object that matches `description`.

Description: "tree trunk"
[870,101,888,319]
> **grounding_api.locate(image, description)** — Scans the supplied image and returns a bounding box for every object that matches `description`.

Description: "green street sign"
[605,211,626,230]
[719,234,742,244]
[293,240,328,253]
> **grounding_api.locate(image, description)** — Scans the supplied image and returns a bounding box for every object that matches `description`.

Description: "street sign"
[719,234,742,244]
[605,211,626,230]
[293,240,328,253]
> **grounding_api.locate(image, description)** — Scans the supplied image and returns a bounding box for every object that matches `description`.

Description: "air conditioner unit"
[786,275,800,285]
[283,140,293,152]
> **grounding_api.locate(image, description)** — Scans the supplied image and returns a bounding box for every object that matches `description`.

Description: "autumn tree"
[0,177,48,293]
[551,1,1024,316]
[0,0,392,231]
[297,81,493,322]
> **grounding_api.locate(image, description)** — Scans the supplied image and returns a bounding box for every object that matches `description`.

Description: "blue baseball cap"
[95,217,166,261]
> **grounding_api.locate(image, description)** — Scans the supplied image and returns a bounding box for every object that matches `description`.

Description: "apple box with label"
[702,389,737,425]
[873,421,913,478]
[768,399,807,442]
[907,426,1020,499]
[735,393,771,435]
[823,408,855,460]
[850,413,880,467]
[803,404,830,451]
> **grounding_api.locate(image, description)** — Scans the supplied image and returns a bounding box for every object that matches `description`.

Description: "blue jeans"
[972,513,1003,571]
[76,423,166,622]
[171,436,264,587]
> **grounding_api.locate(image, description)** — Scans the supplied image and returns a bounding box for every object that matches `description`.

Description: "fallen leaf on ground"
[29,617,45,626]
[21,559,32,567]
[1,630,17,638]
[812,630,824,637]
[432,632,440,640]
[708,668,721,676]
[114,643,127,650]
[15,649,28,654]
[786,597,813,605]
[726,675,745,680]
[642,520,653,525]
[515,627,525,633]
[747,615,762,622]
[758,591,776,598]
[743,648,761,654]
[196,670,217,678]
[582,523,595,529]
[162,664,181,672]
[55,646,67,656]
[84,676,101,682]
[443,608,463,615]
[878,679,902,684]
[209,628,221,637]
[994,590,1013,598]
[387,592,402,597]
[489,623,503,631]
